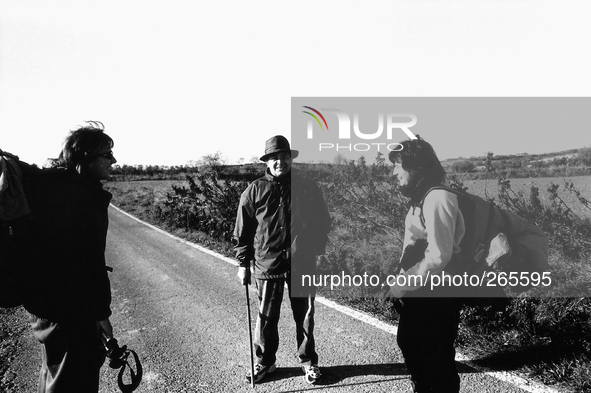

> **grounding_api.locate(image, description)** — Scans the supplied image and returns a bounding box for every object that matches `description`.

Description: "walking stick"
[245,284,255,388]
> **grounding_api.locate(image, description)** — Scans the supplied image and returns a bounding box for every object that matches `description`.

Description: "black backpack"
[419,185,549,294]
[0,151,36,308]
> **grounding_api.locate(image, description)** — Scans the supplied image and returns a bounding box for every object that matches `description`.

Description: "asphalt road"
[1,207,558,392]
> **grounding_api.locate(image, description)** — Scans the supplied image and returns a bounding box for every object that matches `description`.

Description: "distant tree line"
[109,147,591,182]
[447,147,591,179]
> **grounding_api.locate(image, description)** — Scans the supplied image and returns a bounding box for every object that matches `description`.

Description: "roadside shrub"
[154,171,249,243]
[320,153,408,296]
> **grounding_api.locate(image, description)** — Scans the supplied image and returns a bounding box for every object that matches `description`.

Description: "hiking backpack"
[0,150,34,308]
[420,185,549,294]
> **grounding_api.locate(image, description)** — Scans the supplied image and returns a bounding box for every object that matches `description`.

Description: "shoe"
[302,364,322,384]
[245,363,276,384]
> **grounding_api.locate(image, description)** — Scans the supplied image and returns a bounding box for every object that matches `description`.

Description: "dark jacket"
[21,166,113,322]
[233,170,331,279]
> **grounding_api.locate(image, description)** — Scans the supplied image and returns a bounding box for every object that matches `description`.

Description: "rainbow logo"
[302,106,329,130]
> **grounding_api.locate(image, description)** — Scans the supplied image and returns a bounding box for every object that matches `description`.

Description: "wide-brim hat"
[260,135,299,161]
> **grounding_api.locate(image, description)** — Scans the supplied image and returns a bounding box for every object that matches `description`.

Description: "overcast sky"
[1,1,590,167]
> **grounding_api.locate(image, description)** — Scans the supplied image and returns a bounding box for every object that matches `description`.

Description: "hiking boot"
[302,364,322,384]
[245,363,276,384]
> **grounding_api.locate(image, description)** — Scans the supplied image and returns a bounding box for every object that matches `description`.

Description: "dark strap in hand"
[108,344,143,393]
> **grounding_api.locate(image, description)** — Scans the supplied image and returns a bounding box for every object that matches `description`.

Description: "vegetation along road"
[1,206,567,392]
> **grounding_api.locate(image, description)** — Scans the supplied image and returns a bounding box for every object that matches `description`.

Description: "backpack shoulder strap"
[418,185,465,227]
[419,185,496,264]
[419,185,495,236]
[420,185,465,204]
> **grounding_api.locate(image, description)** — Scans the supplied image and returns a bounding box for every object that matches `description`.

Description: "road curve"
[2,206,555,392]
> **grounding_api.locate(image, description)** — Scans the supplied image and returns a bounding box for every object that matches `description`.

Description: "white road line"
[109,204,561,393]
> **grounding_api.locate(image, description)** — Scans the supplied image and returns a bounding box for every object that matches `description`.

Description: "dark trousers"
[29,315,106,393]
[253,277,318,367]
[396,293,463,393]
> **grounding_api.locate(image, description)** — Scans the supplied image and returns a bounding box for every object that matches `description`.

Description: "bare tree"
[198,151,227,173]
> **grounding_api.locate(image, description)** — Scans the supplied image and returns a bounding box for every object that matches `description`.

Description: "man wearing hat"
[234,135,331,385]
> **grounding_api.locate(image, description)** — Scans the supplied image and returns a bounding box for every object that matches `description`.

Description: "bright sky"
[1,1,590,167]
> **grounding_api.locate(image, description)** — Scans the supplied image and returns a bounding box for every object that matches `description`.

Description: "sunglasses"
[91,152,115,160]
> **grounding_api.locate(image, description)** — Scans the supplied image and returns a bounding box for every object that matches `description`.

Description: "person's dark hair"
[56,121,114,170]
[388,136,446,203]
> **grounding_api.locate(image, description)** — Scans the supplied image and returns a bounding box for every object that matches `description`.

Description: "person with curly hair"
[23,121,118,393]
